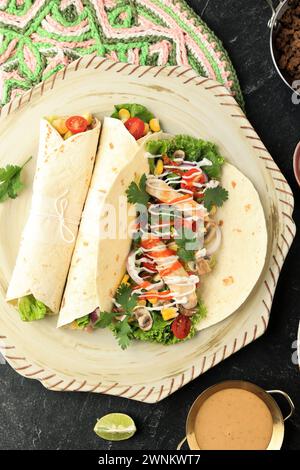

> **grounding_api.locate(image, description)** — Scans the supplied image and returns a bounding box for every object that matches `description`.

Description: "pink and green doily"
[0,0,243,107]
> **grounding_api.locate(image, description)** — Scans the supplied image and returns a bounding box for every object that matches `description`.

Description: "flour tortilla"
[57,117,144,327]
[6,117,101,314]
[196,162,267,330]
[95,157,266,331]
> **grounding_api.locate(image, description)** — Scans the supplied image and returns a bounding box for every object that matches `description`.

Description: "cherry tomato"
[65,116,88,134]
[171,314,192,339]
[124,117,145,140]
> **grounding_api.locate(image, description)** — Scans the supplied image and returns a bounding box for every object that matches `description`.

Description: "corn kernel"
[168,240,178,251]
[138,299,147,306]
[82,112,93,125]
[121,274,130,285]
[147,290,158,304]
[70,321,80,330]
[64,130,73,140]
[149,118,161,132]
[154,159,164,176]
[47,115,58,125]
[210,204,217,216]
[118,108,131,121]
[52,118,68,135]
[162,307,178,321]
[143,122,150,136]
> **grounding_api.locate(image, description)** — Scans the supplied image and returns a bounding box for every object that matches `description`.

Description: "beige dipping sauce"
[195,388,273,450]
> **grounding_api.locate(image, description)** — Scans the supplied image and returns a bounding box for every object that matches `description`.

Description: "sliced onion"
[126,250,144,285]
[90,308,100,323]
[205,225,222,256]
[186,261,197,272]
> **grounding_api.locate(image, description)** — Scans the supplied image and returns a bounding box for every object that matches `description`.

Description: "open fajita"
[6,114,101,320]
[58,132,267,349]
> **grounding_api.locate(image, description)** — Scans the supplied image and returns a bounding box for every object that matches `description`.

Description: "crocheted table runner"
[0,0,243,107]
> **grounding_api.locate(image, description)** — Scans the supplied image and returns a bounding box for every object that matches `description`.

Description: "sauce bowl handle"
[176,436,187,450]
[266,389,295,421]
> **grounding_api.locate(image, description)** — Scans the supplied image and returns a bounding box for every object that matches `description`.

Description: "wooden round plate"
[0,56,295,403]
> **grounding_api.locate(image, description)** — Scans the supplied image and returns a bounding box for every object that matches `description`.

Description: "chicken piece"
[146,176,206,220]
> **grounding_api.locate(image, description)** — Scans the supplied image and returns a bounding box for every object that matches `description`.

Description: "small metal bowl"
[267,0,300,96]
[177,380,295,450]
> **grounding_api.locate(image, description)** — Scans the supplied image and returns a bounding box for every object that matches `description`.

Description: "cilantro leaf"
[175,228,200,263]
[94,311,119,329]
[0,156,32,203]
[126,173,150,206]
[95,286,138,349]
[203,186,229,211]
[111,103,154,123]
[113,317,133,350]
[115,283,138,314]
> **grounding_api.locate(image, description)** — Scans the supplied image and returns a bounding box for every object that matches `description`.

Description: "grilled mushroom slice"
[133,306,153,331]
[179,305,197,317]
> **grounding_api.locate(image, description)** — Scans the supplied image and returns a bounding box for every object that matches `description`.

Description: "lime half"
[94,413,136,441]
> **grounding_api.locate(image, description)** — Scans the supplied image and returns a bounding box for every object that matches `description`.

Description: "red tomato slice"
[65,116,88,134]
[142,262,157,272]
[171,314,192,339]
[150,248,175,258]
[124,117,145,140]
[141,238,161,250]
[181,168,207,191]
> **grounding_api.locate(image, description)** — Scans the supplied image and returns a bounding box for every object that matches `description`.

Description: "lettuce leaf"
[76,314,90,329]
[132,301,207,345]
[146,135,225,178]
[18,295,47,322]
[111,103,154,123]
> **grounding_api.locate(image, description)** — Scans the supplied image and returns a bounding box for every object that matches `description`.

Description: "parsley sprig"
[126,174,149,206]
[95,284,138,350]
[0,156,32,203]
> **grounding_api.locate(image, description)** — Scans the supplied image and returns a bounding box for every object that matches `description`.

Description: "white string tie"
[55,189,77,244]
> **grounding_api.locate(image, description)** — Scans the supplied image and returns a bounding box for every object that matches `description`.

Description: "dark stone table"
[0,0,299,450]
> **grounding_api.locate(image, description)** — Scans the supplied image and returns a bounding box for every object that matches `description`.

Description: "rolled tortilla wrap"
[6,117,101,314]
[57,117,141,327]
